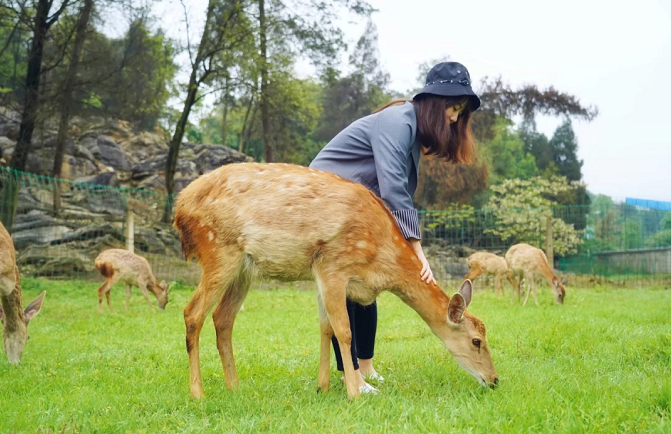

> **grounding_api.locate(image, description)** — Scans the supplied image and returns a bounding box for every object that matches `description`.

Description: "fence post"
[545,209,554,268]
[126,201,134,254]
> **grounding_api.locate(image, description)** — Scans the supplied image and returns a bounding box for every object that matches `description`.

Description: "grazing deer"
[94,249,170,313]
[174,162,498,399]
[0,221,46,364]
[465,251,514,298]
[505,243,565,306]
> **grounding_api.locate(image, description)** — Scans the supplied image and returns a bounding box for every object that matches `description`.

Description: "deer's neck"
[389,267,449,333]
[1,280,24,333]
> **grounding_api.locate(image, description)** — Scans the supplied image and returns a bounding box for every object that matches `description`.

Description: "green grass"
[1,279,670,433]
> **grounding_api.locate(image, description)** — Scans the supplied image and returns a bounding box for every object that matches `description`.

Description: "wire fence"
[1,167,669,289]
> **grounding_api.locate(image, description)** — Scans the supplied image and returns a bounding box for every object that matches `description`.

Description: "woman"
[309,61,480,393]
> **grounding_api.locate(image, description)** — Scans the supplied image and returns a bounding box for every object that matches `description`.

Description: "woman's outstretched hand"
[408,239,437,285]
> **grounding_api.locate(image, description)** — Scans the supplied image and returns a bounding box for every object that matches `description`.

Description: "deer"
[505,243,566,306]
[173,162,498,400]
[465,251,515,298]
[0,221,46,364]
[94,249,170,313]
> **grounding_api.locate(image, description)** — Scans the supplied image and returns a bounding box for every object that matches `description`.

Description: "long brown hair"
[373,96,476,164]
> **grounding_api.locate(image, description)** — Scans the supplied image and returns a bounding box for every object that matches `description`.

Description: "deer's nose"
[490,377,499,389]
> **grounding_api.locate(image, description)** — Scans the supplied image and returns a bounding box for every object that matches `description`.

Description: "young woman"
[309,61,480,393]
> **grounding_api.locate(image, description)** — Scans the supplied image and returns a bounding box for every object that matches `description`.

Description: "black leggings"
[332,299,377,371]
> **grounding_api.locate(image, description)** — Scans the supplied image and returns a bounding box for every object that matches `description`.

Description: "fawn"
[465,251,515,298]
[174,162,498,399]
[0,221,46,363]
[94,249,170,313]
[505,243,566,306]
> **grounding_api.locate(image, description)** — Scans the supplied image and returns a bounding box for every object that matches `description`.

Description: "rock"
[38,257,91,276]
[0,137,15,157]
[75,171,118,187]
[193,143,252,174]
[96,135,131,171]
[134,227,166,254]
[12,225,72,249]
[53,223,124,245]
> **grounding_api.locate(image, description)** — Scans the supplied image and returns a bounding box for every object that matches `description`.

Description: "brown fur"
[94,249,170,313]
[465,251,515,298]
[174,162,498,399]
[505,243,566,306]
[0,221,46,363]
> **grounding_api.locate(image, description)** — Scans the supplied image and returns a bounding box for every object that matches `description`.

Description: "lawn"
[1,278,670,433]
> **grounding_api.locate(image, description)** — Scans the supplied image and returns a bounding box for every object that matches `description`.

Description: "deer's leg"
[212,271,251,391]
[531,278,539,306]
[139,283,156,312]
[495,274,503,298]
[315,271,359,399]
[124,283,132,312]
[185,249,243,399]
[97,276,116,313]
[522,274,532,306]
[317,292,334,392]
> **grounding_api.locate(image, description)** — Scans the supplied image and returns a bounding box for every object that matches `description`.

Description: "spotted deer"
[465,251,515,298]
[174,162,498,399]
[0,221,46,364]
[505,243,566,306]
[94,249,170,313]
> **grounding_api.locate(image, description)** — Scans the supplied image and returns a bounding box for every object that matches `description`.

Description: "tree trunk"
[52,0,93,213]
[244,102,259,155]
[258,0,272,162]
[238,91,255,152]
[162,67,200,223]
[1,0,52,230]
[221,76,229,146]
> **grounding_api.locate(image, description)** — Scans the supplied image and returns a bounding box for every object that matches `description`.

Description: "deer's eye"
[472,338,481,348]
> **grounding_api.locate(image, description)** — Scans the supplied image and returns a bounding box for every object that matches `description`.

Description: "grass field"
[1,278,670,433]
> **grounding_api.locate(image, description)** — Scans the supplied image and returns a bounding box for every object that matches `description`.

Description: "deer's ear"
[447,293,466,325]
[552,276,558,286]
[459,279,473,308]
[24,291,46,324]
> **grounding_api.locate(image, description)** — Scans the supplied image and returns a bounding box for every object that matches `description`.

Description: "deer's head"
[441,280,498,388]
[0,291,45,364]
[552,276,566,304]
[155,281,170,311]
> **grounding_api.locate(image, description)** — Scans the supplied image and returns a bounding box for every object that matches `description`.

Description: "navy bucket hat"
[414,62,481,111]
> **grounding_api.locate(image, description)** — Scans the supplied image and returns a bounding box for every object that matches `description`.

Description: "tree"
[484,176,585,256]
[1,0,73,230]
[549,119,582,182]
[51,0,93,212]
[315,20,390,143]
[163,0,251,223]
[478,118,538,186]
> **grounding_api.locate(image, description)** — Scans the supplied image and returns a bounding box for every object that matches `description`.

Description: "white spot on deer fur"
[393,235,399,241]
[356,241,367,249]
[208,232,215,242]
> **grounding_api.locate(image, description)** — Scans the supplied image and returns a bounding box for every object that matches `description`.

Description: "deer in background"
[0,221,46,364]
[465,251,515,298]
[94,249,170,313]
[505,243,566,306]
[174,162,498,399]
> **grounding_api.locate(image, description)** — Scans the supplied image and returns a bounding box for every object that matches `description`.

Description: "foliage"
[478,118,538,186]
[485,176,585,255]
[2,279,671,433]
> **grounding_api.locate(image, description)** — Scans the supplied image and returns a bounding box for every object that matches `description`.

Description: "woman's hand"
[408,239,437,285]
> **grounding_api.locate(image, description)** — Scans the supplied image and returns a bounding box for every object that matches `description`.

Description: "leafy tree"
[549,119,582,182]
[484,175,585,255]
[479,118,538,185]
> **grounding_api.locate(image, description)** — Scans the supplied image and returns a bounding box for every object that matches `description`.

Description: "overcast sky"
[154,0,671,202]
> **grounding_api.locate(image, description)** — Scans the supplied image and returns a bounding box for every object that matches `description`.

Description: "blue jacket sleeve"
[370,110,421,240]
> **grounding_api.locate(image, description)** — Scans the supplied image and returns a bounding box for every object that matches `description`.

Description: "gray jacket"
[309,101,421,239]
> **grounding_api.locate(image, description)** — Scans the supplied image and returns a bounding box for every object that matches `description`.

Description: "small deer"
[94,249,170,313]
[505,243,566,306]
[0,221,46,364]
[465,251,514,298]
[174,162,498,400]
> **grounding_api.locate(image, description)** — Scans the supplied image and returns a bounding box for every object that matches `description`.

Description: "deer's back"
[0,222,17,297]
[175,163,401,281]
[505,244,549,277]
[468,252,507,274]
[95,249,154,285]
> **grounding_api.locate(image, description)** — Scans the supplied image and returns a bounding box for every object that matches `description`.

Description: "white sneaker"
[363,371,385,383]
[359,382,379,394]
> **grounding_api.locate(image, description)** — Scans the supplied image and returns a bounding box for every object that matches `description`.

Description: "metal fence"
[1,167,669,289]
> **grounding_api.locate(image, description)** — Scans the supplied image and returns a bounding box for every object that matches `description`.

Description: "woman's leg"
[354,301,379,376]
